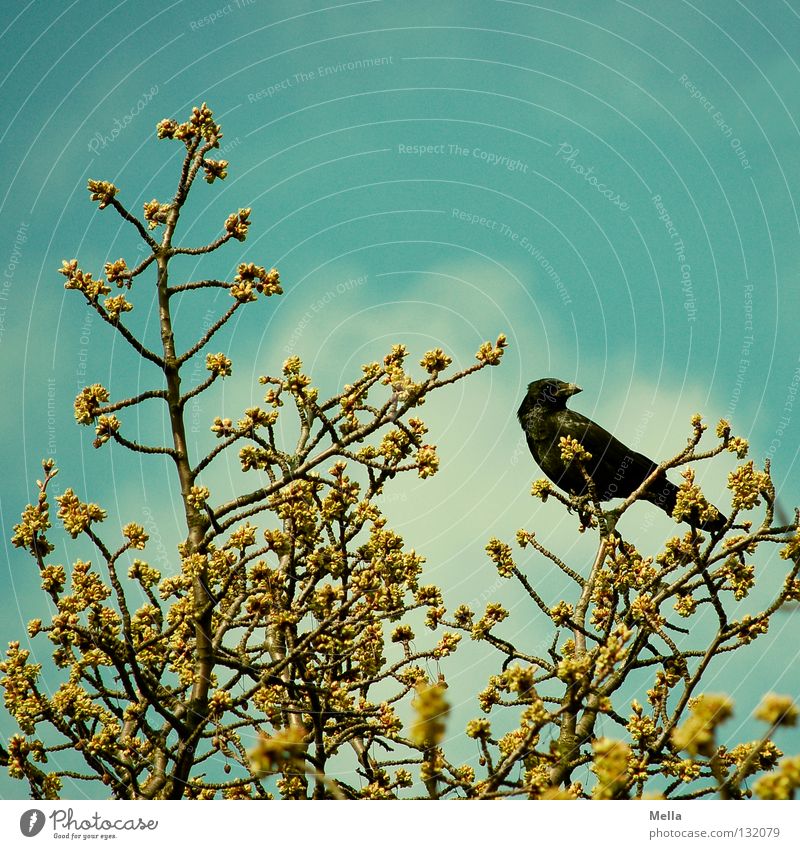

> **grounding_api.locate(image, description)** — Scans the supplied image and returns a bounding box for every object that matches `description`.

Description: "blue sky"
[2,0,800,798]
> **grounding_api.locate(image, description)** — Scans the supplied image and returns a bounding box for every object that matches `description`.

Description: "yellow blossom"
[755,694,799,728]
[559,435,592,463]
[225,208,251,241]
[87,179,117,209]
[410,681,449,748]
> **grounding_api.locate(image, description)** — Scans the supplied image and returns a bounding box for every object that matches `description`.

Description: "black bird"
[518,378,726,532]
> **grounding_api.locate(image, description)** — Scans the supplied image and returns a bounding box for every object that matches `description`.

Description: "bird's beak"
[565,383,582,397]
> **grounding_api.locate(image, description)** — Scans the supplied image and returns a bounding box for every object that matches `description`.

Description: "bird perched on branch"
[517,378,726,532]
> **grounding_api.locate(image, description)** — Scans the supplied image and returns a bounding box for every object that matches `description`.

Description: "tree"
[475,423,800,798]
[3,103,799,800]
[2,103,506,799]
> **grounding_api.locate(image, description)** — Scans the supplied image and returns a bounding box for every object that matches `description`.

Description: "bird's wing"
[554,409,659,497]
[552,410,637,460]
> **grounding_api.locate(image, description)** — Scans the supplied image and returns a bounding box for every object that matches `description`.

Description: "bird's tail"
[644,477,727,533]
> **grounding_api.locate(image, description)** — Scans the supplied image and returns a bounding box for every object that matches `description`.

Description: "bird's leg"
[568,493,596,532]
[601,508,620,536]
[575,468,614,536]
[578,501,619,536]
